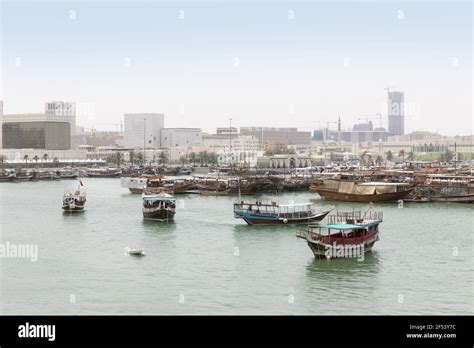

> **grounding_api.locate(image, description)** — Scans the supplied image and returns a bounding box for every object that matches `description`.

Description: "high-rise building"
[388,91,405,135]
[123,113,164,148]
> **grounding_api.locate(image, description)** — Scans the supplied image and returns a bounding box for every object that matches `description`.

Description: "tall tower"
[337,116,341,145]
[387,91,405,135]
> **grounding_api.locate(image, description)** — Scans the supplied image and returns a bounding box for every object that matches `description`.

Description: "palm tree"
[136,152,143,165]
[116,152,123,166]
[23,154,29,167]
[33,155,39,166]
[386,150,393,162]
[158,152,168,165]
[189,152,196,165]
[375,155,383,166]
[441,149,454,162]
[42,153,49,165]
[209,153,218,165]
[198,151,208,166]
[0,154,7,166]
[129,150,135,165]
[398,150,405,162]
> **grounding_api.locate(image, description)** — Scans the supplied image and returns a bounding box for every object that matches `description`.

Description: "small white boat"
[125,247,146,256]
[62,181,86,213]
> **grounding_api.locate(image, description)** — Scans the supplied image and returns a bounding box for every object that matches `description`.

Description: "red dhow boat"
[296,208,383,259]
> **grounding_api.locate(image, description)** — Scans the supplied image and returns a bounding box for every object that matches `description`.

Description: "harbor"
[0,176,472,314]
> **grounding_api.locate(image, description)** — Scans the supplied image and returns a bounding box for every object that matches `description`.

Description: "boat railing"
[327,211,383,224]
[296,229,313,239]
[318,230,378,245]
[301,228,378,245]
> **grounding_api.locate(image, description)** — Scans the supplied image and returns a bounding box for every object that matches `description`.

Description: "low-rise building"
[160,128,202,148]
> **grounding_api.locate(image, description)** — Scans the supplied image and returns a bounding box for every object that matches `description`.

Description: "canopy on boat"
[322,221,381,230]
[323,223,364,230]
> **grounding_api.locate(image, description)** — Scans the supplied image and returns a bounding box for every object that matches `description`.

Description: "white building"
[160,128,202,148]
[202,134,258,151]
[123,113,164,148]
[201,134,261,164]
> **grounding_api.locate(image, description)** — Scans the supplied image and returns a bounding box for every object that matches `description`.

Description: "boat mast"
[229,116,233,173]
[454,142,457,175]
[143,117,147,166]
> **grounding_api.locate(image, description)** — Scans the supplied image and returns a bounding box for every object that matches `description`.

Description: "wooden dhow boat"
[296,209,383,259]
[143,178,193,195]
[142,189,176,221]
[12,171,34,182]
[234,201,334,225]
[0,170,15,182]
[32,170,61,181]
[85,168,121,178]
[405,174,474,203]
[62,181,86,213]
[200,188,231,196]
[310,179,413,202]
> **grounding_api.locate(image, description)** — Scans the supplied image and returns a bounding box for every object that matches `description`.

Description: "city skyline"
[1,1,472,135]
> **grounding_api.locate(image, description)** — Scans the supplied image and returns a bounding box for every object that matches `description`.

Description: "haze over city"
[1,0,471,135]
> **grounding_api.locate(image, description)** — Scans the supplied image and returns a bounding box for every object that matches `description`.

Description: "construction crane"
[358,113,383,129]
[310,118,342,144]
[89,122,123,132]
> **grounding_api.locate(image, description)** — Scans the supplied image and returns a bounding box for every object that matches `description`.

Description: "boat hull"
[62,205,85,213]
[236,210,330,225]
[143,208,175,221]
[307,231,379,259]
[86,172,120,178]
[314,188,413,202]
[428,194,474,203]
[200,190,230,196]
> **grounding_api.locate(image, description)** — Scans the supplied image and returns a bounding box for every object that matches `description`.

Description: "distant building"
[123,113,164,148]
[202,133,258,152]
[160,128,202,148]
[387,91,405,135]
[1,101,75,150]
[2,113,71,150]
[45,101,76,136]
[240,127,311,146]
[0,101,3,149]
[216,127,238,135]
[84,130,123,147]
[201,133,260,164]
[256,155,315,169]
[316,121,390,144]
[201,133,238,151]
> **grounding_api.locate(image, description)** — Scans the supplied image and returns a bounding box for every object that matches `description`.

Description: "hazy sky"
[1,0,472,135]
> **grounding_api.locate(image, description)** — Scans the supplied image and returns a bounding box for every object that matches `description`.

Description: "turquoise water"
[0,178,472,314]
